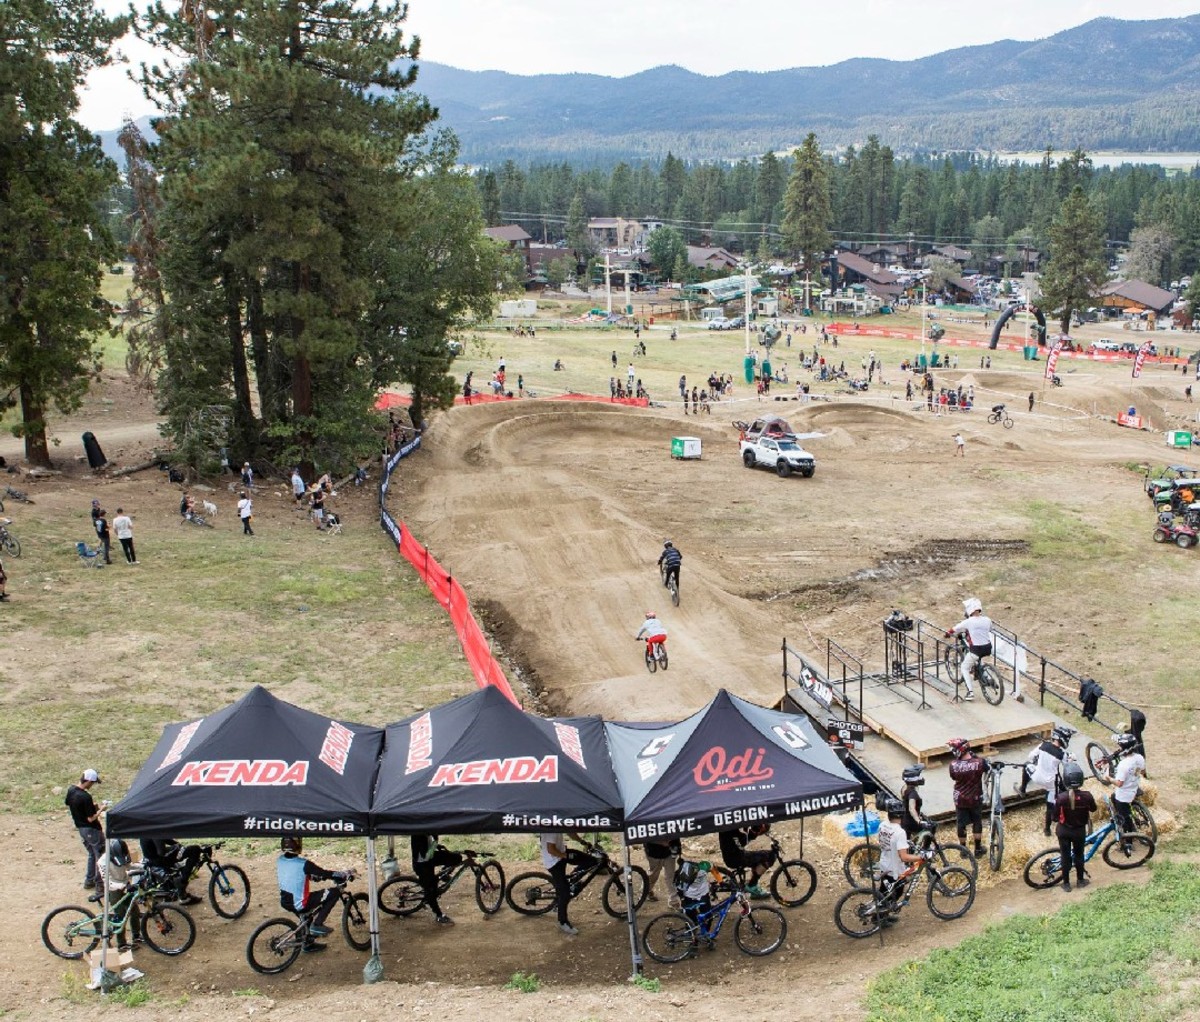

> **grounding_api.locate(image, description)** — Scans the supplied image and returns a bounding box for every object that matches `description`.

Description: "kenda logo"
[172,760,309,786]
[159,720,203,771]
[319,721,354,776]
[553,722,586,768]
[405,712,433,774]
[429,755,558,787]
[692,747,774,792]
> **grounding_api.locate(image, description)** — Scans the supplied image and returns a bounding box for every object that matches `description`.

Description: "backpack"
[673,859,712,900]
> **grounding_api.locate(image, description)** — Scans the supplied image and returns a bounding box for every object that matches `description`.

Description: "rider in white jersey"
[944,597,993,701]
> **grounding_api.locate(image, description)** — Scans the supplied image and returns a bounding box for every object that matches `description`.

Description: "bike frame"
[685,888,749,942]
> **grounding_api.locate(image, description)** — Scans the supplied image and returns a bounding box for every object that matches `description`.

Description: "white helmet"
[962,597,982,616]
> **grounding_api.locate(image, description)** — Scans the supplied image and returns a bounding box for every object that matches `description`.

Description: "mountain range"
[98,15,1200,168]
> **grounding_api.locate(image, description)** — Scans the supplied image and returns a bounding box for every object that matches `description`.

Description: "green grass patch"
[631,974,661,993]
[503,971,540,993]
[866,862,1200,1022]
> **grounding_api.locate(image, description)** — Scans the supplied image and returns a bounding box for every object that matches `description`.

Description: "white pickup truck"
[740,436,816,478]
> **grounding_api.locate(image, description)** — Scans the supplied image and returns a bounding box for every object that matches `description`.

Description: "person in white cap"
[944,597,992,701]
[65,769,108,893]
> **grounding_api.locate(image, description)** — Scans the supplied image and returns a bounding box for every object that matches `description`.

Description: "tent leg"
[363,838,384,983]
[381,835,398,880]
[622,842,643,979]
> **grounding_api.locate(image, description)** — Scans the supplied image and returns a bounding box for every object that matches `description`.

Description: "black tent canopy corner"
[372,684,624,834]
[107,685,384,840]
[605,688,863,844]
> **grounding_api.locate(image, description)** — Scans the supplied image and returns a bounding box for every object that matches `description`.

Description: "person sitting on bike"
[658,540,682,593]
[900,765,926,842]
[944,597,992,701]
[139,838,204,905]
[991,403,1005,415]
[1019,724,1075,835]
[179,493,196,519]
[1100,733,1145,849]
[276,836,345,953]
[947,738,987,859]
[718,822,774,899]
[636,610,667,656]
[877,799,927,914]
[553,359,564,371]
[539,831,588,936]
[411,834,462,926]
[1054,762,1095,891]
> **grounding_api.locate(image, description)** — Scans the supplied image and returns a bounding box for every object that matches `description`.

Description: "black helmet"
[1052,725,1076,746]
[107,839,131,867]
[902,765,925,786]
[280,836,302,854]
[1063,763,1085,789]
[663,539,673,548]
[883,797,905,818]
[1115,732,1138,751]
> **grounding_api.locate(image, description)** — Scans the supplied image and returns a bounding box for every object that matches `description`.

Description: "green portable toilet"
[744,355,756,384]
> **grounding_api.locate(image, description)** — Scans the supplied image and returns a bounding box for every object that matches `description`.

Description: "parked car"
[1091,339,1120,352]
[707,317,733,330]
[740,436,816,478]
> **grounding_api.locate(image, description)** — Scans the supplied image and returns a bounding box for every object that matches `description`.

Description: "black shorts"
[955,805,983,832]
[967,642,992,658]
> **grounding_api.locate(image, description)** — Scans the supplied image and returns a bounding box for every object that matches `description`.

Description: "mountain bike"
[660,561,679,607]
[180,511,214,528]
[638,637,668,673]
[3,486,33,505]
[42,867,196,959]
[842,818,977,885]
[987,405,1014,428]
[1023,796,1155,888]
[1084,735,1136,782]
[173,842,251,919]
[718,835,818,907]
[943,632,1004,705]
[641,878,787,962]
[834,829,977,938]
[0,518,20,557]
[376,848,505,916]
[246,871,370,974]
[982,759,1020,870]
[505,843,649,919]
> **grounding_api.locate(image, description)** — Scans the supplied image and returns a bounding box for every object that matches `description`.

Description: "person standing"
[1028,391,1035,413]
[1101,732,1146,847]
[291,467,306,505]
[611,350,618,370]
[65,769,107,894]
[946,738,986,858]
[953,432,965,457]
[905,379,913,402]
[627,362,635,390]
[411,834,461,925]
[237,491,254,535]
[241,461,254,491]
[643,839,679,902]
[93,507,112,565]
[517,373,524,397]
[1021,724,1074,835]
[1054,763,1095,891]
[0,556,8,601]
[112,508,137,564]
[900,765,926,842]
[540,831,586,935]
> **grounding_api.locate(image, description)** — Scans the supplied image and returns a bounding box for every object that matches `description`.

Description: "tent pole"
[363,837,384,983]
[381,836,398,880]
[622,842,643,979]
[99,866,113,992]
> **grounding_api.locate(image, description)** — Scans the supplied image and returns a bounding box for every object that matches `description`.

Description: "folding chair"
[76,541,105,568]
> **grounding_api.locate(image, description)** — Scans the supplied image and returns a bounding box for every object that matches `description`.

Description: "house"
[931,244,971,265]
[586,217,644,251]
[945,276,979,304]
[484,224,533,274]
[1100,280,1176,317]
[687,245,741,273]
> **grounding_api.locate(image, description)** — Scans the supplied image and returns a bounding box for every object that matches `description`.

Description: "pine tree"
[1039,186,1109,334]
[780,134,832,305]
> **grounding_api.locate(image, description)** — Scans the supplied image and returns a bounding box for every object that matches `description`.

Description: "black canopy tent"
[105,686,388,975]
[371,685,623,834]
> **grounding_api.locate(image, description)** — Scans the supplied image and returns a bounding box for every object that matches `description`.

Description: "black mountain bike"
[376,849,505,916]
[843,818,977,885]
[246,871,370,974]
[944,633,1004,705]
[660,561,680,607]
[505,843,649,919]
[187,842,252,919]
[720,836,818,907]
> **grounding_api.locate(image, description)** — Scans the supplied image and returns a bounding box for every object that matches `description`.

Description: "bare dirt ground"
[4,324,1199,1021]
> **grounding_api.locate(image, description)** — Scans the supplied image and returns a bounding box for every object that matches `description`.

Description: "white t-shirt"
[238,498,253,520]
[1113,754,1145,803]
[952,614,993,647]
[539,833,564,869]
[113,514,133,540]
[877,819,909,879]
[636,618,667,640]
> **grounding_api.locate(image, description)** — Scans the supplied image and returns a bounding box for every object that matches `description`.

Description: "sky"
[77,0,1200,131]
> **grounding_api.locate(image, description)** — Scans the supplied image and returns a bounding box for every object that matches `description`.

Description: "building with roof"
[1100,280,1176,316]
[586,217,644,251]
[484,224,533,274]
[686,245,741,273]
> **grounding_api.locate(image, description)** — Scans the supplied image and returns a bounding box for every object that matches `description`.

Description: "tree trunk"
[221,268,256,455]
[18,382,52,467]
[246,280,279,424]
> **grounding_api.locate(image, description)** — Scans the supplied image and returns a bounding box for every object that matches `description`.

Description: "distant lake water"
[997,151,1200,171]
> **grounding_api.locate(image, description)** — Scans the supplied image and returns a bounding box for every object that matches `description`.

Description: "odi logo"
[692,746,774,792]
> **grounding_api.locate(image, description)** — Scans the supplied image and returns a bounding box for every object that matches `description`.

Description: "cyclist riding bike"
[717,822,774,899]
[276,836,346,954]
[944,597,993,701]
[658,540,682,593]
[635,611,667,657]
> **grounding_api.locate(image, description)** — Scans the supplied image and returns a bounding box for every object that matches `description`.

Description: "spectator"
[291,468,306,505]
[241,461,254,491]
[65,769,107,894]
[540,831,587,935]
[93,507,112,565]
[0,556,8,601]
[953,432,965,457]
[643,840,678,903]
[112,508,137,564]
[237,491,254,535]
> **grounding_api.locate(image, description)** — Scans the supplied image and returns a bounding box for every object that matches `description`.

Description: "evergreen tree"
[780,134,832,304]
[479,171,501,226]
[0,0,127,466]
[659,153,686,216]
[754,151,786,228]
[647,226,686,278]
[566,191,591,255]
[1039,186,1109,334]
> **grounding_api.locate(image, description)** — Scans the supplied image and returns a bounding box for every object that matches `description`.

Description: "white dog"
[201,499,219,518]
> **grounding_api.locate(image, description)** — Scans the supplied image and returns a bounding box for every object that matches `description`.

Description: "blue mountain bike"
[1022,796,1155,888]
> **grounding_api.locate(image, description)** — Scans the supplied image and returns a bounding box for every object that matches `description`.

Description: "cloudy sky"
[79,0,1200,131]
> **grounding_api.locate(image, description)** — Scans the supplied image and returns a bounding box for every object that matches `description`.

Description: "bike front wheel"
[3,534,20,557]
[1023,848,1063,889]
[141,904,196,955]
[926,866,976,920]
[933,842,979,880]
[1102,835,1155,870]
[41,905,99,959]
[1084,742,1111,781]
[247,918,304,975]
[770,859,817,907]
[943,643,961,682]
[504,871,557,915]
[601,865,649,918]
[474,860,507,915]
[209,863,251,919]
[834,887,883,938]
[735,905,787,955]
[641,912,698,963]
[376,874,426,916]
[979,664,1004,705]
[988,815,1005,872]
[842,842,880,886]
[1003,415,1014,429]
[342,893,372,950]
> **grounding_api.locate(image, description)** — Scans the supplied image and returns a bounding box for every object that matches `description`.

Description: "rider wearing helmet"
[877,798,926,907]
[277,836,346,953]
[944,598,993,701]
[1020,724,1076,835]
[1053,762,1096,891]
[900,765,926,840]
[717,822,775,899]
[947,738,987,858]
[657,540,682,594]
[1100,733,1146,847]
[635,610,667,655]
